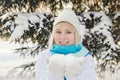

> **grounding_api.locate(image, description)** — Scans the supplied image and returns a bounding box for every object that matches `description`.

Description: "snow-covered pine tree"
[0,12,54,74]
[78,11,120,79]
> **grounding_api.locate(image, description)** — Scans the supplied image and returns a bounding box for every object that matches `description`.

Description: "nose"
[60,33,67,40]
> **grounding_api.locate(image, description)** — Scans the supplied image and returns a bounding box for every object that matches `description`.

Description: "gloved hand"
[46,54,65,76]
[65,54,85,79]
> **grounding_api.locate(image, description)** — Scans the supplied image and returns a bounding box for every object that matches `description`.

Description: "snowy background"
[0,0,120,80]
[0,11,120,80]
[0,41,35,80]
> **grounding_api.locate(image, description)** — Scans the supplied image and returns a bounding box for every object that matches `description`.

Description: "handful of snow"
[65,55,84,78]
[46,54,65,76]
[46,54,85,78]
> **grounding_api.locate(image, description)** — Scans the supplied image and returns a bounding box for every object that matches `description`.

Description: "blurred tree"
[0,0,119,15]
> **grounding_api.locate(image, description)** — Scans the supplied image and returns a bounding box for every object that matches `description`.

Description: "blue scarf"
[50,44,82,55]
[50,44,91,57]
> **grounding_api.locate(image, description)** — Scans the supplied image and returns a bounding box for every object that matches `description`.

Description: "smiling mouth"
[59,42,69,45]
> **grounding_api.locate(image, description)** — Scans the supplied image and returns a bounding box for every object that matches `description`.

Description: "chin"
[60,44,71,46]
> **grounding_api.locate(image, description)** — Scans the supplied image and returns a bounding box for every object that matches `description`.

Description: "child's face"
[53,22,76,46]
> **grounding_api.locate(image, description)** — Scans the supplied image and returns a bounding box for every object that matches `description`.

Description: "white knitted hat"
[53,8,84,43]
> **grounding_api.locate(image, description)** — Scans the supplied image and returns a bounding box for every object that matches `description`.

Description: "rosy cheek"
[54,35,58,39]
[70,35,76,43]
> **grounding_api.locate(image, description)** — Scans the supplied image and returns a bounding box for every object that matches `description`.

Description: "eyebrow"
[55,29,73,31]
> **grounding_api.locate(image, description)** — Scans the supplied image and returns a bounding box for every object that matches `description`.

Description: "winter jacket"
[35,49,96,80]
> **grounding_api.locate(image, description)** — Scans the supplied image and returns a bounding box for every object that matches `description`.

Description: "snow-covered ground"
[0,41,35,80]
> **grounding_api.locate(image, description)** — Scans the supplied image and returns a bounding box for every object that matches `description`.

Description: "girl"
[35,8,96,80]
